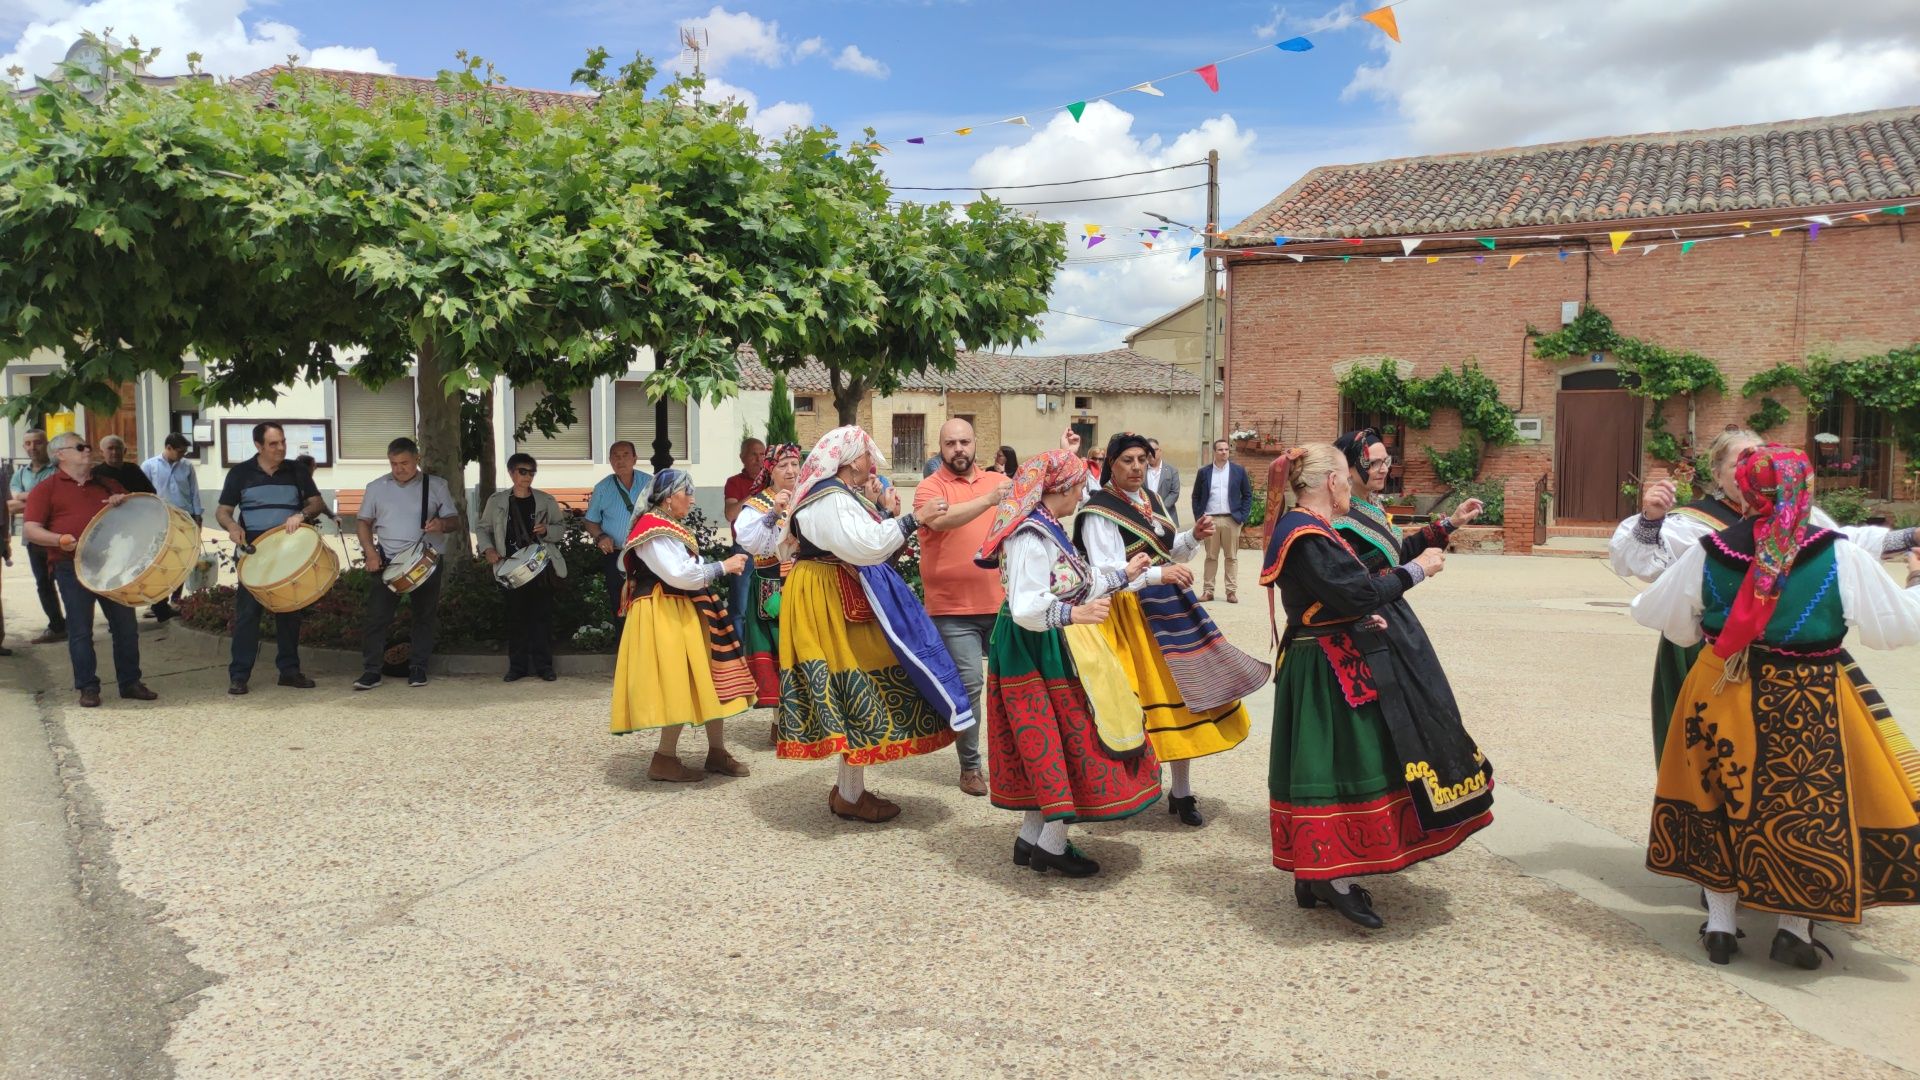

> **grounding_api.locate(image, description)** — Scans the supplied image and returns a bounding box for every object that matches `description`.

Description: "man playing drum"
[353,437,461,691]
[216,422,325,696]
[477,453,569,682]
[21,432,157,708]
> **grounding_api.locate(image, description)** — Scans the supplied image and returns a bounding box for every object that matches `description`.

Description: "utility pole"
[1200,148,1220,463]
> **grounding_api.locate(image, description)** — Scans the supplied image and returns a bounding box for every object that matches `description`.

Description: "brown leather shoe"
[648,753,705,783]
[828,786,901,823]
[32,629,65,645]
[958,769,989,797]
[119,683,158,701]
[1226,592,1239,604]
[1200,591,1214,603]
[78,687,101,708]
[704,749,751,777]
[278,672,317,689]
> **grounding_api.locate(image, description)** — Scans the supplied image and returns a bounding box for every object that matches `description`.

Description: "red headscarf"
[974,450,1087,567]
[1713,444,1816,660]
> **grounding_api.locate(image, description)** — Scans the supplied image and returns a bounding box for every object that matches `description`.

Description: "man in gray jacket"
[1147,438,1181,527]
[476,453,570,682]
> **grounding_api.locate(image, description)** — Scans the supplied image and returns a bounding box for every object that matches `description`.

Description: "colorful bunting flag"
[1473,255,1485,264]
[1341,256,1352,262]
[1680,241,1697,254]
[1286,253,1305,263]
[1889,206,1910,216]
[1425,256,1439,264]
[1642,244,1658,255]
[1770,228,1783,237]
[1361,6,1401,43]
[1276,37,1314,52]
[1274,237,1290,247]
[1806,214,1833,225]
[1188,247,1202,260]
[1086,235,1105,248]
[1557,249,1568,261]
[954,128,973,136]
[1006,116,1028,127]
[1130,82,1164,97]
[1476,237,1496,250]
[1083,224,1102,236]
[1401,238,1422,255]
[1067,102,1086,122]
[1194,64,1221,92]
[905,137,924,145]
[1738,221,1751,228]
[1609,231,1633,254]
[1507,254,1525,268]
[1808,222,1821,240]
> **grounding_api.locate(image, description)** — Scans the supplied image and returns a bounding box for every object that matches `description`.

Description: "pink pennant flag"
[1194,64,1220,92]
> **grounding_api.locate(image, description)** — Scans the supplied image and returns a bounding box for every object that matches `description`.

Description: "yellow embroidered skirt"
[1095,590,1251,763]
[1648,648,1920,922]
[776,560,956,765]
[611,587,755,734]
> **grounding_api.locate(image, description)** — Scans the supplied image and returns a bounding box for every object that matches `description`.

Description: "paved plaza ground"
[4,551,1919,1078]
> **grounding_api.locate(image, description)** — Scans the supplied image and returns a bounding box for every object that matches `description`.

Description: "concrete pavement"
[3,551,1918,1078]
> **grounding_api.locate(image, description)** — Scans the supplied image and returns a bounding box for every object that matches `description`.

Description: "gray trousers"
[934,613,997,772]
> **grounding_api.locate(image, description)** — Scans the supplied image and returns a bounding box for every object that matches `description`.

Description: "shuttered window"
[614,381,689,463]
[513,383,593,460]
[337,374,415,460]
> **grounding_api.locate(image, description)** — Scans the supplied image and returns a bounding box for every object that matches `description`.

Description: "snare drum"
[494,544,552,589]
[239,525,341,613]
[380,540,440,594]
[74,493,200,607]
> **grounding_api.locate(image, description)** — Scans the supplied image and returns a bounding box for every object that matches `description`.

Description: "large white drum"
[238,525,340,613]
[75,493,199,607]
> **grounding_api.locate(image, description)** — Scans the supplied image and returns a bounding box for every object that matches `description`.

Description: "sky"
[6,0,1919,355]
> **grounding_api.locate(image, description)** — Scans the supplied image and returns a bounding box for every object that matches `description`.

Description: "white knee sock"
[1705,889,1739,934]
[1038,820,1069,855]
[1778,915,1812,942]
[1018,811,1044,845]
[1329,877,1356,895]
[837,761,865,801]
[1168,760,1193,799]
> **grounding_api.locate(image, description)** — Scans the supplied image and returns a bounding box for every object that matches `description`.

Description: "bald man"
[92,435,155,496]
[913,418,1013,795]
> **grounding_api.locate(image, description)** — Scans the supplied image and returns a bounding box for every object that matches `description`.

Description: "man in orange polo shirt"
[914,418,1013,795]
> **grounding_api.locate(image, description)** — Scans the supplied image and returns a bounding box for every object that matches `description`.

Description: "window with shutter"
[614,381,689,462]
[514,383,593,460]
[890,414,926,470]
[337,374,416,459]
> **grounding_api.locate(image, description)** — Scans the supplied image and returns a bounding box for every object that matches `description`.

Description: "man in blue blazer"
[1189,438,1251,602]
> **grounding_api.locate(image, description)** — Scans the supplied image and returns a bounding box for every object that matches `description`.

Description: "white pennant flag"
[1400,238,1421,256]
[1130,82,1165,97]
[1806,214,1833,225]
[1285,253,1305,263]
[1005,116,1029,126]
[1642,244,1659,255]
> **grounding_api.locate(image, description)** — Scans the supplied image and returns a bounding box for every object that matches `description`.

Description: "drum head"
[77,494,169,592]
[241,526,320,586]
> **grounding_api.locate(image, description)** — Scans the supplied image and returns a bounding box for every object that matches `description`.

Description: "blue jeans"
[934,613,996,772]
[52,560,141,692]
[229,579,304,682]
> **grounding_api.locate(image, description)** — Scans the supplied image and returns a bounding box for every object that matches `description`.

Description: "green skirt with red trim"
[1270,639,1490,881]
[741,561,782,708]
[986,609,1163,822]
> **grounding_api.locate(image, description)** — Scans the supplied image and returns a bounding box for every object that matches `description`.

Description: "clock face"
[62,39,109,90]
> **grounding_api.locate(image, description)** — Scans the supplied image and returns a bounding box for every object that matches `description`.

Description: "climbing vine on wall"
[1530,306,1727,465]
[1744,345,1920,455]
[1335,358,1519,487]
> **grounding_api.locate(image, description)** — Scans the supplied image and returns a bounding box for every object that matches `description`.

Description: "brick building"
[1220,105,1920,552]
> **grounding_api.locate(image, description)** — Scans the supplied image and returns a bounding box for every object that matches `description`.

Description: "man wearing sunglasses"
[477,453,569,682]
[21,433,157,707]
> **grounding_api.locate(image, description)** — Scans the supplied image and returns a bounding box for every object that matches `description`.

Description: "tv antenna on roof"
[678,26,709,81]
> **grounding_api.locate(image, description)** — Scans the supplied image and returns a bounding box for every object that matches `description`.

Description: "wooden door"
[85,381,140,462]
[1554,389,1641,522]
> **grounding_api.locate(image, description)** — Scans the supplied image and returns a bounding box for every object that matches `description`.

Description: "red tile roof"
[228,66,595,113]
[737,348,1199,395]
[1225,106,1920,245]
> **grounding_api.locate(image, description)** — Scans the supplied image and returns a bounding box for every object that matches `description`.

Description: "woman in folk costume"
[975,450,1161,877]
[1633,444,1920,970]
[1261,445,1493,930]
[1072,432,1271,827]
[778,426,973,823]
[732,443,801,707]
[611,470,758,782]
[1612,427,1913,762]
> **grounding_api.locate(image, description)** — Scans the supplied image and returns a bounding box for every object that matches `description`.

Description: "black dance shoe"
[1168,795,1204,827]
[1701,926,1741,965]
[1768,929,1833,970]
[1306,880,1383,929]
[1013,837,1034,866]
[1029,843,1099,877]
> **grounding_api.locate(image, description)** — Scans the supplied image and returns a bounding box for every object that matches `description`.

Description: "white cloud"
[830,44,889,79]
[1344,0,1920,153]
[793,36,824,61]
[0,0,395,80]
[675,5,792,74]
[693,76,813,138]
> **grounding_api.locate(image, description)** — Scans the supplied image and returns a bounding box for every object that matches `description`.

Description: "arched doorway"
[1554,368,1641,522]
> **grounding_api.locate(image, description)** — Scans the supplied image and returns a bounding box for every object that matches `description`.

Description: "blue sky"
[6,1,1918,352]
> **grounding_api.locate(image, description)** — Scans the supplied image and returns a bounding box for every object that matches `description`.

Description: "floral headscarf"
[756,443,801,493]
[784,426,887,538]
[975,449,1087,567]
[645,468,695,510]
[1713,444,1815,661]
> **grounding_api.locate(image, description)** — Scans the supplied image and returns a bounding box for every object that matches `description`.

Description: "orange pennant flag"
[1507,254,1525,268]
[1609,230,1632,254]
[1360,6,1401,42]
[1425,256,1439,264]
[1854,213,1871,222]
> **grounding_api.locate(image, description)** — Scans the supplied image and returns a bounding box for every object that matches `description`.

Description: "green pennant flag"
[1887,206,1910,216]
[1476,237,1497,250]
[1067,101,1086,122]
[1681,241,1697,254]
[1341,255,1352,263]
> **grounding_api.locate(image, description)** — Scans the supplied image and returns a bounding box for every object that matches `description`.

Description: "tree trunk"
[474,386,498,517]
[414,338,472,547]
[829,367,865,427]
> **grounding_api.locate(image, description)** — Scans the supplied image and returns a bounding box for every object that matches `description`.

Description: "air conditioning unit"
[1035,394,1057,412]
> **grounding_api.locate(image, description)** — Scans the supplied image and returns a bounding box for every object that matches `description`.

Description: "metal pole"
[1200,148,1220,461]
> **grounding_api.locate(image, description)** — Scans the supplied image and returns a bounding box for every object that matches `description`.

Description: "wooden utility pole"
[1200,148,1220,460]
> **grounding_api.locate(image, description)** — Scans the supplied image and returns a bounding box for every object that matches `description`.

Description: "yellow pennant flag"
[1738,221,1752,228]
[1360,6,1401,42]
[1609,230,1633,254]
[1425,256,1439,264]
[1083,224,1102,236]
[1770,228,1783,237]
[1508,254,1526,268]
[955,127,973,136]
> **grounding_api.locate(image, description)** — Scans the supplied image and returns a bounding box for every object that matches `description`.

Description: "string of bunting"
[1216,203,1916,267]
[845,2,1407,153]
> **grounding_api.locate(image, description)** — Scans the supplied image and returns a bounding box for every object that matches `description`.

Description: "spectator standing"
[583,440,652,622]
[140,432,202,622]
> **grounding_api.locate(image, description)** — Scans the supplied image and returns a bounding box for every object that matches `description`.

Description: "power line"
[889,161,1206,192]
[989,182,1209,208]
[1047,308,1202,334]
